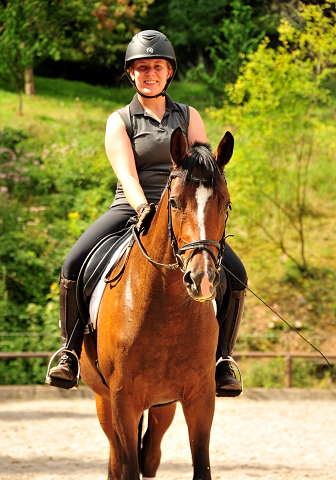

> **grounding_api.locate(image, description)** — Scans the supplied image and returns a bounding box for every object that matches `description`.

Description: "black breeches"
[63,204,136,281]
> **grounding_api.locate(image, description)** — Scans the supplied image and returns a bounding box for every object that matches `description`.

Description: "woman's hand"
[136,203,156,233]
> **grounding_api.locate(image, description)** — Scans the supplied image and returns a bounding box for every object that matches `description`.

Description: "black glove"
[136,203,156,233]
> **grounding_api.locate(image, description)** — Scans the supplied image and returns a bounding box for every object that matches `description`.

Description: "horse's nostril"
[183,271,193,288]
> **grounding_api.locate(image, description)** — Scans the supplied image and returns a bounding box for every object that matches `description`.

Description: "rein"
[132,170,228,273]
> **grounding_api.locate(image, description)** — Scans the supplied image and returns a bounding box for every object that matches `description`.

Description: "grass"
[1,76,335,388]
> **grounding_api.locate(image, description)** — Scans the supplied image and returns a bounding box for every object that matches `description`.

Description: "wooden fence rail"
[0,351,335,388]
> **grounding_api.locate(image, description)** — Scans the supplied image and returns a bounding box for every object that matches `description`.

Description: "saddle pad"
[88,233,132,330]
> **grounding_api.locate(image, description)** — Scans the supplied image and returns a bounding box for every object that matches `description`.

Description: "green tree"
[213,1,336,273]
[0,0,152,113]
[188,0,266,97]
[143,0,267,76]
[0,0,49,113]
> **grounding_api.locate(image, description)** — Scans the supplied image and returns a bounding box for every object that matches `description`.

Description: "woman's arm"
[105,112,147,211]
[187,106,208,145]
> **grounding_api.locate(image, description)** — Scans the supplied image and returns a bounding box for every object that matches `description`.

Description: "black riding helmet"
[125,30,177,99]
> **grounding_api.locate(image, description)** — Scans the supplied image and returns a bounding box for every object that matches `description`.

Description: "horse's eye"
[169,197,179,209]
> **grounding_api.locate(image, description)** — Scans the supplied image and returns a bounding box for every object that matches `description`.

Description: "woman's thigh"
[63,204,136,281]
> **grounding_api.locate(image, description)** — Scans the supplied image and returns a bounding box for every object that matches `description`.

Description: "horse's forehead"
[195,183,213,206]
[171,176,228,200]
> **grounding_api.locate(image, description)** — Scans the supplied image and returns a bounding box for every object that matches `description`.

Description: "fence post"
[285,355,292,388]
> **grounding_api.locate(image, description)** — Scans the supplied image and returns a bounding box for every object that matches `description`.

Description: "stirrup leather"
[45,347,81,390]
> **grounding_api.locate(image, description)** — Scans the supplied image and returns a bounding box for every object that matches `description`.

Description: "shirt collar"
[129,94,179,117]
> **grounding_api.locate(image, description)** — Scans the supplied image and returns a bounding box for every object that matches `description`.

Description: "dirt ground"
[0,388,335,480]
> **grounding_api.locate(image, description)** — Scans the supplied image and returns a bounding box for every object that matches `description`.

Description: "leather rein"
[132,170,228,273]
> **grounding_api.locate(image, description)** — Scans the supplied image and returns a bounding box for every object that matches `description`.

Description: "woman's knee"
[223,244,247,291]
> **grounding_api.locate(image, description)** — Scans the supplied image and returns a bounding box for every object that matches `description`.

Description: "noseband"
[132,170,228,273]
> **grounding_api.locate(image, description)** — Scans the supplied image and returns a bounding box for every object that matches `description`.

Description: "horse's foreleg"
[109,393,143,480]
[181,386,215,480]
[95,393,121,480]
[140,403,177,477]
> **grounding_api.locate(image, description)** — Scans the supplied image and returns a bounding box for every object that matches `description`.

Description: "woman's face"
[129,58,172,96]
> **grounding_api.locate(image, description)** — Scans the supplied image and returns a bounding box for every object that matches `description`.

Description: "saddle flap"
[83,235,121,300]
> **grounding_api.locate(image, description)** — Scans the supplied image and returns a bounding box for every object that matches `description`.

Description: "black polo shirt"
[113,94,190,206]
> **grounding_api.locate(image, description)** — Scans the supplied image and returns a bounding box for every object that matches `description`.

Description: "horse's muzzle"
[183,267,220,302]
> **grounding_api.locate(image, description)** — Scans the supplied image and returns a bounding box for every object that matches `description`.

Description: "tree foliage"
[186,0,266,97]
[0,0,49,111]
[143,0,267,77]
[213,1,336,273]
[0,0,152,110]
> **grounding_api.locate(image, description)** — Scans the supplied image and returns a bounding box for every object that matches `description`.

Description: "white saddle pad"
[87,233,132,331]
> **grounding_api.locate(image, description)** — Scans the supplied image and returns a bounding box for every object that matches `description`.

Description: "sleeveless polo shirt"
[112,94,190,206]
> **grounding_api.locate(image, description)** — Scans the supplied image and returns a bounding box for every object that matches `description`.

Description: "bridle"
[132,170,229,273]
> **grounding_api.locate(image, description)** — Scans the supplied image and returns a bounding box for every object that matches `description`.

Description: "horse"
[80,127,234,480]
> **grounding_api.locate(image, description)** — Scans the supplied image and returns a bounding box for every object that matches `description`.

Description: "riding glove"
[136,203,156,233]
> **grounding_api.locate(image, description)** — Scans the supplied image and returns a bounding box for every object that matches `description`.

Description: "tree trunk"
[24,67,36,96]
[17,89,23,116]
[197,47,204,67]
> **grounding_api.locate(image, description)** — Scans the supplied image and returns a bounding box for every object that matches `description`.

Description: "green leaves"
[213,2,336,273]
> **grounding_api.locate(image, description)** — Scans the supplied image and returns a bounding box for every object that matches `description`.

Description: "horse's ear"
[170,127,187,169]
[214,131,234,170]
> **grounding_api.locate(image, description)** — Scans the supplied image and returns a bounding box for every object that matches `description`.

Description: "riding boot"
[215,286,246,397]
[48,267,84,390]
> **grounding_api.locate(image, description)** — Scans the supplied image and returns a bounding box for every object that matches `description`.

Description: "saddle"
[76,225,134,326]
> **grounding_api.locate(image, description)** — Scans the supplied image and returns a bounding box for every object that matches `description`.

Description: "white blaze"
[195,184,213,239]
[195,184,213,295]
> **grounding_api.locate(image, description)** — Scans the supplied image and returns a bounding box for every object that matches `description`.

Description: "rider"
[47,30,247,397]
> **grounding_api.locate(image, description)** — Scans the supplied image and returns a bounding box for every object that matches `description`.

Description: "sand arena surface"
[0,388,335,480]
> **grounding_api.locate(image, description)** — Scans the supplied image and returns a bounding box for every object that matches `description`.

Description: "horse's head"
[169,127,234,302]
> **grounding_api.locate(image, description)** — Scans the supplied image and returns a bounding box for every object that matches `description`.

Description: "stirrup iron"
[45,347,81,390]
[216,356,243,397]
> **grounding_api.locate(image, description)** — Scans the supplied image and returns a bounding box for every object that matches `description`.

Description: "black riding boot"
[47,268,84,390]
[215,286,246,397]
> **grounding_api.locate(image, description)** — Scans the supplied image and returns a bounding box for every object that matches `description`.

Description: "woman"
[48,30,247,397]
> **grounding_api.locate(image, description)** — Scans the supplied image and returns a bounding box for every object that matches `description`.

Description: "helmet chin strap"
[136,88,166,99]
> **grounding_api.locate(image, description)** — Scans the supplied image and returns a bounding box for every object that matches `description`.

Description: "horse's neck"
[141,191,174,264]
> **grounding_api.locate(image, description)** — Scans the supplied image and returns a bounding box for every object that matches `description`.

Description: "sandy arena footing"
[0,386,335,480]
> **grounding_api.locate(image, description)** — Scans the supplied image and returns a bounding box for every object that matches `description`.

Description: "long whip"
[223,266,332,368]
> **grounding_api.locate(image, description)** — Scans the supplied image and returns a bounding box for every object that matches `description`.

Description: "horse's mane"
[178,141,223,188]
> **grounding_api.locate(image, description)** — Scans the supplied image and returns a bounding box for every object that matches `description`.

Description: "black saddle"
[76,226,134,325]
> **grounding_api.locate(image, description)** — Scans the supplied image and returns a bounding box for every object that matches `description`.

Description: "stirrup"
[216,356,243,398]
[45,347,81,390]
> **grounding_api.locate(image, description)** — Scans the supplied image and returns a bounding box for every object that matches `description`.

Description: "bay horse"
[80,127,234,480]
